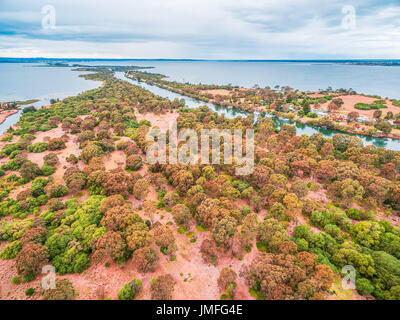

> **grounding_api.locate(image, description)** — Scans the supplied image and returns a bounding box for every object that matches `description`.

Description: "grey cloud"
[0,0,399,58]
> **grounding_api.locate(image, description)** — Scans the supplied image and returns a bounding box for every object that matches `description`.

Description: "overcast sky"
[0,0,399,59]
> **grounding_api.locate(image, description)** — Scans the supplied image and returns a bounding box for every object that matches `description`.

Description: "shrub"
[43,153,59,166]
[52,251,90,275]
[356,278,375,296]
[217,267,237,295]
[41,279,77,300]
[78,130,95,143]
[118,279,142,300]
[41,164,56,176]
[25,288,35,296]
[66,154,78,164]
[257,218,289,253]
[133,179,149,200]
[116,140,130,150]
[11,276,21,285]
[172,204,192,229]
[31,177,50,197]
[49,185,68,198]
[126,155,143,171]
[81,143,103,163]
[94,231,129,264]
[48,138,66,150]
[241,206,251,216]
[133,247,159,273]
[15,243,49,280]
[20,162,41,180]
[200,239,218,265]
[163,192,180,208]
[150,274,175,300]
[97,130,110,140]
[153,226,177,256]
[27,142,48,153]
[211,216,237,247]
[47,198,65,211]
[20,227,47,245]
[0,240,22,259]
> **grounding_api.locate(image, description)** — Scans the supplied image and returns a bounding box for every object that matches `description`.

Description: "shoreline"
[125,74,400,143]
[0,109,18,125]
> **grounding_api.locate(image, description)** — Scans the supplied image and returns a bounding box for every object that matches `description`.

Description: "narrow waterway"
[115,72,400,151]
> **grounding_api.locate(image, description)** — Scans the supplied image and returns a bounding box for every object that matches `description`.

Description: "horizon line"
[1,57,400,62]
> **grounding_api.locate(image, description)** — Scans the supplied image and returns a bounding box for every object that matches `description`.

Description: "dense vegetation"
[0,68,399,300]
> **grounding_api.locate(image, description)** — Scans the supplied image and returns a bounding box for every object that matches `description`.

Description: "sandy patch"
[201,89,232,97]
[135,111,179,132]
[103,150,126,171]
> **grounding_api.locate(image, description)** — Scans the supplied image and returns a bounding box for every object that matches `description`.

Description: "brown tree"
[218,267,237,298]
[133,179,149,200]
[133,247,159,273]
[126,155,143,171]
[48,138,66,150]
[15,243,49,279]
[172,204,192,229]
[150,274,176,300]
[200,239,219,265]
[94,231,128,264]
[153,225,177,256]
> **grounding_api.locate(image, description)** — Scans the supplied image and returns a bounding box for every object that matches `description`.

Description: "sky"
[0,0,399,59]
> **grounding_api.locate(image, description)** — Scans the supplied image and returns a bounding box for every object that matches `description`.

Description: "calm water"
[77,60,400,99]
[115,72,400,150]
[0,63,100,133]
[1,61,400,150]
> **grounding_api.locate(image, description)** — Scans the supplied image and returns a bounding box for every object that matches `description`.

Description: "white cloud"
[0,0,399,58]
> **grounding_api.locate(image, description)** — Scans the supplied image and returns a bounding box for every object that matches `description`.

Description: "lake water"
[1,60,400,150]
[0,63,100,133]
[76,60,400,99]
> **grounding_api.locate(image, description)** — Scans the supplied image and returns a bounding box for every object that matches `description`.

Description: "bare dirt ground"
[135,111,179,132]
[103,150,126,171]
[201,89,232,97]
[307,92,327,98]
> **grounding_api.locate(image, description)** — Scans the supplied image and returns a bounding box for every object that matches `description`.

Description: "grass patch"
[177,227,186,234]
[186,232,197,243]
[196,225,208,232]
[249,288,259,299]
[256,242,267,252]
[25,288,34,296]
[354,100,387,110]
[392,99,400,107]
